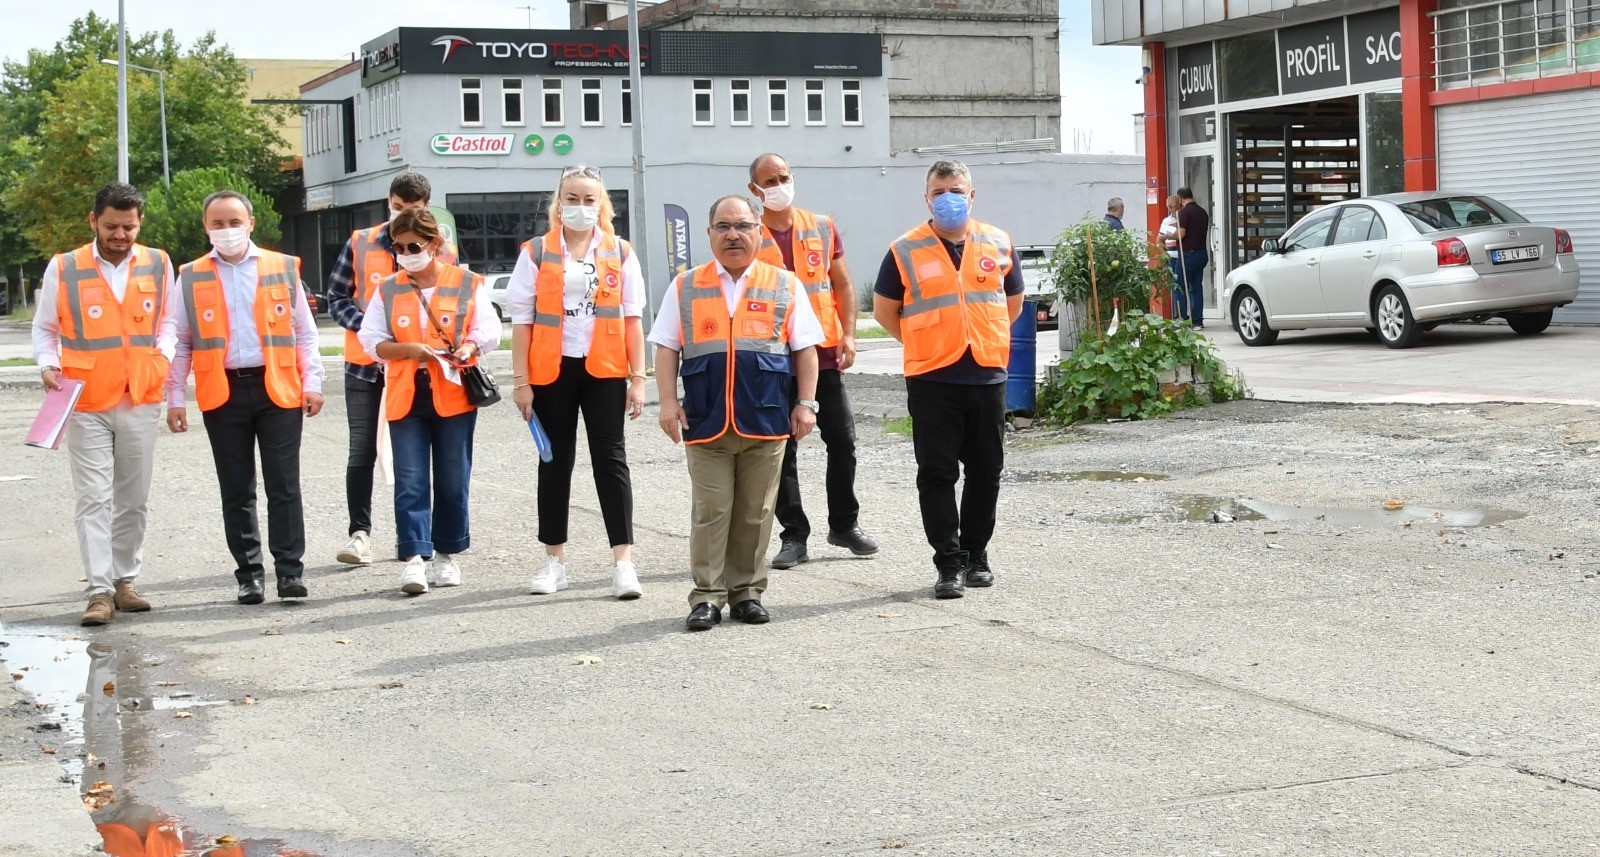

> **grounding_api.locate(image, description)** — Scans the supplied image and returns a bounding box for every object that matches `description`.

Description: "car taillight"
[1433,237,1471,267]
[1556,228,1574,255]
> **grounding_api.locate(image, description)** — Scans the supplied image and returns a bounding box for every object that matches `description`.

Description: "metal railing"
[1433,0,1600,88]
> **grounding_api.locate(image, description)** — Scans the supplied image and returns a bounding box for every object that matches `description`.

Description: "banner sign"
[663,204,692,282]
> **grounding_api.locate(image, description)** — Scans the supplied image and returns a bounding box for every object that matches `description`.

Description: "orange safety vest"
[756,207,840,347]
[179,250,306,412]
[378,264,482,420]
[343,224,457,367]
[95,820,183,857]
[53,243,171,412]
[676,261,796,444]
[890,220,1014,376]
[521,228,629,385]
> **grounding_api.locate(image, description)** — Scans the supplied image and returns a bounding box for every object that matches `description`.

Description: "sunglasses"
[392,241,429,255]
[562,164,601,179]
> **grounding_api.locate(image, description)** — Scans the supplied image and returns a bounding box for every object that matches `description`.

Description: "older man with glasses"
[649,195,824,631]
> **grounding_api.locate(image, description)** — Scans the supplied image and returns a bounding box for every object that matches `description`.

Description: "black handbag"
[413,284,501,408]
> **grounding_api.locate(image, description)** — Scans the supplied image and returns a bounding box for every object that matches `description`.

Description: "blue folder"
[527,412,554,463]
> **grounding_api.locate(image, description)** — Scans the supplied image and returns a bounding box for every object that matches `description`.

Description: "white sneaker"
[337,531,373,565]
[429,553,461,588]
[528,556,569,595]
[400,556,429,595]
[612,561,643,600]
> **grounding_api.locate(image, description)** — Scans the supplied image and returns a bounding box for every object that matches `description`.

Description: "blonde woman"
[507,165,648,600]
[358,208,502,594]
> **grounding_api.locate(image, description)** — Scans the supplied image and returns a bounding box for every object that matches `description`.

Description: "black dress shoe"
[933,564,965,600]
[826,527,880,556]
[964,552,994,588]
[686,602,722,631]
[730,599,771,624]
[770,540,808,569]
[237,578,265,605]
[276,577,309,599]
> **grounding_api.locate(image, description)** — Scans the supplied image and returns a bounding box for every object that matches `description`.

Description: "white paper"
[428,350,464,387]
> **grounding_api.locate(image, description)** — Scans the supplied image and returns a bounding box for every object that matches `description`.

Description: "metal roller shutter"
[1437,88,1600,323]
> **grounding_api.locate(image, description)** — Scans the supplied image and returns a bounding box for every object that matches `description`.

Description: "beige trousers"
[66,396,161,595]
[684,432,786,608]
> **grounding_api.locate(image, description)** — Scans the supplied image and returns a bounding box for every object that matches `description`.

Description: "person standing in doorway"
[163,191,325,605]
[325,171,455,568]
[1175,186,1210,328]
[874,160,1023,600]
[1103,197,1126,231]
[1157,194,1182,316]
[747,152,878,571]
[32,182,174,626]
[510,165,649,601]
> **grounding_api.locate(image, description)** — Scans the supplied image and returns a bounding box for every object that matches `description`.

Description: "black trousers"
[200,371,306,583]
[904,377,1005,567]
[344,373,384,537]
[530,356,634,547]
[775,369,860,542]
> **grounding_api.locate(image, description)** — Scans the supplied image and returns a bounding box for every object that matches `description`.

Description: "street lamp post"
[116,0,127,183]
[102,59,169,190]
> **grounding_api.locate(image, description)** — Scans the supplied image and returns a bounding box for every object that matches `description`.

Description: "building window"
[543,78,564,125]
[582,79,603,126]
[502,78,523,126]
[621,78,633,126]
[805,79,825,125]
[841,80,862,126]
[692,78,713,125]
[730,79,751,126]
[768,80,788,126]
[461,78,483,126]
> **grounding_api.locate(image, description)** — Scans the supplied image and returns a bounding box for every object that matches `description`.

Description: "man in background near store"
[325,170,454,567]
[746,152,878,571]
[1174,186,1210,328]
[1103,197,1125,231]
[1157,194,1182,317]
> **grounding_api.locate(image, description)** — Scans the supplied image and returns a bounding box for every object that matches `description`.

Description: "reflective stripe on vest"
[343,224,458,366]
[755,208,840,347]
[55,243,170,411]
[676,261,794,444]
[522,229,629,385]
[379,264,480,420]
[890,221,1013,376]
[179,250,305,412]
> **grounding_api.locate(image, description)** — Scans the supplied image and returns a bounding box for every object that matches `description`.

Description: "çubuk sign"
[430,133,514,156]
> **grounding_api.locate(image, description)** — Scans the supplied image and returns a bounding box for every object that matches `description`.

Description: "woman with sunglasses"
[358,208,502,595]
[507,165,648,600]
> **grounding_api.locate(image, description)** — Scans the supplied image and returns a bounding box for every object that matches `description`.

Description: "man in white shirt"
[1157,194,1181,317]
[160,190,325,604]
[32,182,175,626]
[650,195,823,631]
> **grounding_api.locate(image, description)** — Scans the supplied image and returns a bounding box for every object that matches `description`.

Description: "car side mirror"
[1261,238,1282,254]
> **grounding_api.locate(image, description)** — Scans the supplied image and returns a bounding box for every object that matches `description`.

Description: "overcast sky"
[1,1,1144,154]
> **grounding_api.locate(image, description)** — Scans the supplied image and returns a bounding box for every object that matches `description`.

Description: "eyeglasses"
[710,221,759,234]
[393,241,428,255]
[561,164,601,179]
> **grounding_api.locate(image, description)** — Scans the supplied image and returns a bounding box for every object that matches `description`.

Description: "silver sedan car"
[1225,193,1580,348]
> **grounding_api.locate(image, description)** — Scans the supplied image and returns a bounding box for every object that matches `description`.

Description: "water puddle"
[1082,495,1524,527]
[0,621,325,856]
[1005,470,1170,484]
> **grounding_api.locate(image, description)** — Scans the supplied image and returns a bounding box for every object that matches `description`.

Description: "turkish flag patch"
[977,256,998,273]
[747,300,768,313]
[806,250,823,268]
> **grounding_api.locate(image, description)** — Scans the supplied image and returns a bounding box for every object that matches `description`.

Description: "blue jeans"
[1174,250,1208,325]
[389,370,477,559]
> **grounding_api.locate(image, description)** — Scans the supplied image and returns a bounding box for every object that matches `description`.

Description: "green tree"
[141,167,281,264]
[1046,216,1175,341]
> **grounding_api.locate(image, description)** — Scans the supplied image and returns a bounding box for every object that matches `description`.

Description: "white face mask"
[396,250,433,273]
[208,227,250,257]
[760,181,795,212]
[388,207,405,224]
[560,204,599,232]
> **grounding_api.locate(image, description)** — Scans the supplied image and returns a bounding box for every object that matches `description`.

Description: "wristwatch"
[796,399,821,414]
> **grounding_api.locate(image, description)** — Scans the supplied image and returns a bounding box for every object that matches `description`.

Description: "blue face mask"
[930,191,970,232]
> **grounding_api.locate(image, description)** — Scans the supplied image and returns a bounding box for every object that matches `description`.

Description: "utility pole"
[116,0,128,182]
[627,0,653,345]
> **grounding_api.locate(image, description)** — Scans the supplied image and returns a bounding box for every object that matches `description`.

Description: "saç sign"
[1347,9,1402,85]
[430,133,514,156]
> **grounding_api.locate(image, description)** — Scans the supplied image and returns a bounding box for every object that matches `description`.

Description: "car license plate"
[1490,245,1540,264]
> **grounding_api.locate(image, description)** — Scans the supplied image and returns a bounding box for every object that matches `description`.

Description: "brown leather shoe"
[81,593,114,627]
[113,579,151,613]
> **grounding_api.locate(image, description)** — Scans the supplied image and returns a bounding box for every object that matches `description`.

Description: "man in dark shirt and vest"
[875,160,1024,600]
[650,195,825,631]
[747,152,878,571]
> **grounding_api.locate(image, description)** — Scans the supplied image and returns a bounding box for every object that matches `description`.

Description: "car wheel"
[494,303,508,322]
[1506,310,1553,335]
[1232,288,1278,347]
[1374,285,1422,349]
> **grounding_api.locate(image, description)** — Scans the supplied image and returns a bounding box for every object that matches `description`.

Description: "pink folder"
[25,378,84,450]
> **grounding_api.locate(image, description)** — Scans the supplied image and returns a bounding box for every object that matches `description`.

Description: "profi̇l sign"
[1277,17,1348,95]
[430,133,515,156]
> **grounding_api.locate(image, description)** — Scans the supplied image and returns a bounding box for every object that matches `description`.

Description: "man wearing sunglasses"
[649,195,825,632]
[325,171,456,568]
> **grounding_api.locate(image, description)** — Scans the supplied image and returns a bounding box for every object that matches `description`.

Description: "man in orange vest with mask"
[747,153,879,572]
[162,190,326,605]
[874,160,1024,600]
[32,182,174,627]
[325,170,454,567]
[650,195,825,631]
